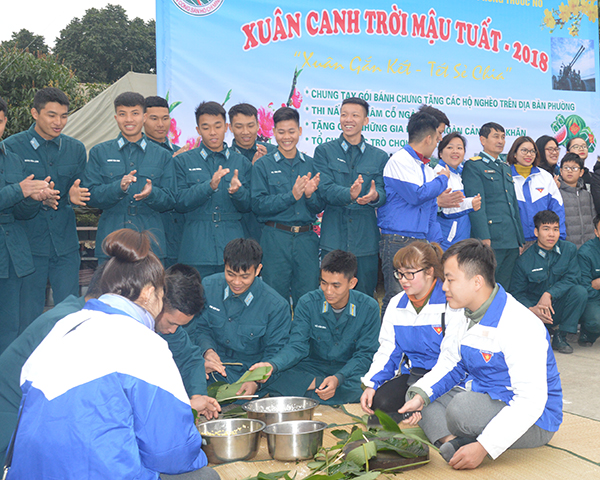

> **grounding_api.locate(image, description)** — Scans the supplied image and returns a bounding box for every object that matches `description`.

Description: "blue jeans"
[379,234,417,315]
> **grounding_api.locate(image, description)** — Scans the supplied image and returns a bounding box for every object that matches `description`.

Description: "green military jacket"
[462,151,524,249]
[578,236,600,302]
[175,143,251,266]
[251,150,324,225]
[3,124,86,257]
[190,273,291,382]
[231,139,276,162]
[268,288,380,385]
[313,135,387,256]
[0,142,40,278]
[510,239,580,307]
[160,326,207,397]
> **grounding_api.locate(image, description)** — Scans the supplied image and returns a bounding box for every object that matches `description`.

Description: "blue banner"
[157,0,599,164]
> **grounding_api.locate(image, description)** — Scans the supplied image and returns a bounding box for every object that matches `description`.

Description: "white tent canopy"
[63,72,157,154]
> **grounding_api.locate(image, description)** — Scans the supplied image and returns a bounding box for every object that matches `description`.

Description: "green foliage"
[214,366,273,402]
[242,471,293,480]
[373,410,401,434]
[54,4,156,83]
[1,29,49,55]
[0,47,89,137]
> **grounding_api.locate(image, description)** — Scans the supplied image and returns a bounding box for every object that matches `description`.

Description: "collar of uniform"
[223,281,256,306]
[200,142,230,160]
[438,159,462,175]
[29,123,62,150]
[149,137,175,152]
[321,294,356,318]
[117,133,147,152]
[536,242,561,258]
[338,134,366,154]
[0,141,5,156]
[404,144,425,164]
[465,283,500,327]
[480,151,506,165]
[274,150,305,163]
[231,139,256,156]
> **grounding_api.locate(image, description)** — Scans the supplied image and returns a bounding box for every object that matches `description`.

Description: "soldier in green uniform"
[313,97,388,297]
[228,103,277,241]
[462,122,524,290]
[175,101,251,278]
[189,238,291,398]
[3,88,88,330]
[156,264,221,419]
[510,210,587,354]
[82,92,176,263]
[250,250,380,405]
[0,97,56,354]
[576,214,600,347]
[144,96,184,268]
[251,107,324,307]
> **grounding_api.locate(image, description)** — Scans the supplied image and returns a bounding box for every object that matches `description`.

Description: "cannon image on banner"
[553,45,594,92]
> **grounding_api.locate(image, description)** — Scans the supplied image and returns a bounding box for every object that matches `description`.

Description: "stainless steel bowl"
[242,396,319,426]
[198,418,265,464]
[264,420,328,461]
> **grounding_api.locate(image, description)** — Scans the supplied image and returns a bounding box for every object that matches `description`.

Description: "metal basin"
[264,420,328,461]
[242,396,319,426]
[198,418,265,464]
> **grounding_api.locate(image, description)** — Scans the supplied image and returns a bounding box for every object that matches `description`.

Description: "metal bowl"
[264,420,328,461]
[198,418,265,464]
[242,396,319,426]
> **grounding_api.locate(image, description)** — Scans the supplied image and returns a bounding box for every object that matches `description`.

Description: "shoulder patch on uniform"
[469,156,482,161]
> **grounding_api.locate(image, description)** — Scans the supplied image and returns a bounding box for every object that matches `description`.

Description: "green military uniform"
[0,294,85,465]
[0,142,41,353]
[83,134,176,262]
[576,236,600,343]
[462,151,524,290]
[510,239,587,335]
[3,124,85,329]
[148,138,184,268]
[231,138,277,241]
[313,135,388,296]
[251,150,324,307]
[160,326,207,397]
[265,288,380,405]
[189,273,291,387]
[175,143,251,278]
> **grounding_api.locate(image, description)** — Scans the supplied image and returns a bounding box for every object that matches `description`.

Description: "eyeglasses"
[545,147,560,154]
[562,166,581,172]
[394,268,424,280]
[570,144,589,151]
[518,148,536,156]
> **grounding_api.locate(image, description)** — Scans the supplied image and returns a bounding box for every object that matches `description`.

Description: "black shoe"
[578,331,594,347]
[552,331,574,354]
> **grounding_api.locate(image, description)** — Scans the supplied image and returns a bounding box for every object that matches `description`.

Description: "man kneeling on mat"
[400,238,563,470]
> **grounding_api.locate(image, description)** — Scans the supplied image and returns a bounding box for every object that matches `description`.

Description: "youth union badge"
[172,0,224,17]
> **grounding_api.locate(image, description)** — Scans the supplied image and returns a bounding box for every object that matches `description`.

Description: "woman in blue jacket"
[360,241,462,416]
[7,230,218,480]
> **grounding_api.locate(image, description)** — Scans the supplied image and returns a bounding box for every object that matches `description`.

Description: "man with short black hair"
[462,122,524,289]
[251,107,323,307]
[510,210,587,354]
[400,238,562,470]
[378,107,451,313]
[313,97,388,298]
[250,250,380,404]
[144,95,184,267]
[175,102,251,278]
[228,103,276,164]
[157,264,221,419]
[83,92,177,263]
[4,87,87,329]
[189,238,291,397]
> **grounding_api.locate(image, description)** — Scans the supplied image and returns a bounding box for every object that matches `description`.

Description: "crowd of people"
[0,85,599,475]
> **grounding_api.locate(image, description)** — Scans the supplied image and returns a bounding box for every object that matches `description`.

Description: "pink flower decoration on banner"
[186,137,201,150]
[291,88,303,108]
[257,106,274,139]
[168,118,181,144]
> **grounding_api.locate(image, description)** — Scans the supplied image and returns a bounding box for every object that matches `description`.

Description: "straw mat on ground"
[213,406,600,479]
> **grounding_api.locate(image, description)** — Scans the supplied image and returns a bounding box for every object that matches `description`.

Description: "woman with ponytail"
[361,241,463,419]
[6,229,219,480]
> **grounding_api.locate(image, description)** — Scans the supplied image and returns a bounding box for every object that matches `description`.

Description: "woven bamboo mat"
[212,406,600,479]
